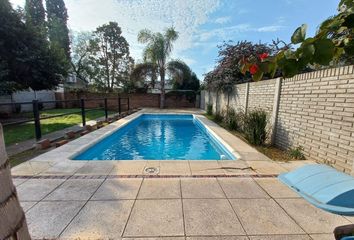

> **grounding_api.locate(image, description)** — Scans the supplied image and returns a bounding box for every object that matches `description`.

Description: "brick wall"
[203,65,354,174]
[58,92,196,110]
[276,66,354,174]
[248,80,276,115]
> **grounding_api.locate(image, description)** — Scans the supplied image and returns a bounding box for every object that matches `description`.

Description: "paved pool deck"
[11,109,352,239]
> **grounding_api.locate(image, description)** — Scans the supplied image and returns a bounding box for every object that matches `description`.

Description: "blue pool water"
[73,114,235,160]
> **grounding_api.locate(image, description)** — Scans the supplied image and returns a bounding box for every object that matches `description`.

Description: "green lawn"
[4,108,111,146]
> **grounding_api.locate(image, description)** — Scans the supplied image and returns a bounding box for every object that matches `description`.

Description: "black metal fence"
[0,97,129,141]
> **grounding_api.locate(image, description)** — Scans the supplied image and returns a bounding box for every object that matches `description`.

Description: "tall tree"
[0,0,68,94]
[87,22,134,92]
[134,27,189,108]
[25,0,45,28]
[46,0,70,60]
[70,31,95,83]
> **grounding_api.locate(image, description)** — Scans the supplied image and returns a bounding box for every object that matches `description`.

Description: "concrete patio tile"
[278,160,316,171]
[183,199,245,236]
[245,161,288,174]
[124,199,184,237]
[277,198,351,234]
[344,216,354,223]
[30,153,69,163]
[219,160,255,175]
[16,179,65,201]
[254,178,300,198]
[230,199,304,235]
[309,234,335,240]
[26,201,85,239]
[53,143,86,153]
[187,237,248,240]
[159,160,191,175]
[74,161,115,176]
[40,161,87,175]
[189,161,225,175]
[67,137,95,146]
[123,238,185,240]
[138,179,181,199]
[239,152,271,161]
[92,178,142,200]
[218,178,269,199]
[20,201,37,212]
[181,178,225,199]
[61,200,134,239]
[12,178,28,186]
[110,161,147,175]
[44,179,103,201]
[249,235,311,240]
[11,161,53,176]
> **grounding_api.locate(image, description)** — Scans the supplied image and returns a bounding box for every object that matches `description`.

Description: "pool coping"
[12,108,292,177]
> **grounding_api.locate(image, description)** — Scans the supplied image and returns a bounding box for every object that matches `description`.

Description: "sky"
[10,0,339,80]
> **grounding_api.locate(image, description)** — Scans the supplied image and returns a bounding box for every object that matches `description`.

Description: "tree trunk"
[160,69,165,109]
[0,124,31,240]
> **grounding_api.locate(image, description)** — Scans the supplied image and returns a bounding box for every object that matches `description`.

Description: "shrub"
[243,109,268,145]
[223,107,243,131]
[206,104,213,115]
[213,111,224,123]
[288,146,305,160]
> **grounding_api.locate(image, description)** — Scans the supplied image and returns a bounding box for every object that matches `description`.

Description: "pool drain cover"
[144,167,159,174]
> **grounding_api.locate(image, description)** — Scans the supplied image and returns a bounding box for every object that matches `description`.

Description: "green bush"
[223,107,243,131]
[206,104,213,115]
[243,109,268,145]
[213,111,224,123]
[288,146,305,160]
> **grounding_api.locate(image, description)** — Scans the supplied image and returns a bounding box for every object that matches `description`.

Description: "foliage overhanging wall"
[204,65,354,175]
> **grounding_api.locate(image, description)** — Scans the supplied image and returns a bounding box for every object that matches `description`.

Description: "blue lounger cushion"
[278,164,354,216]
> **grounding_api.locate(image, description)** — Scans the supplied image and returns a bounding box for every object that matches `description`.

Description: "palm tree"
[0,124,31,239]
[133,27,190,108]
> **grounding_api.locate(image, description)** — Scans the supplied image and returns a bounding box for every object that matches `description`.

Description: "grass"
[4,108,111,146]
[205,113,293,162]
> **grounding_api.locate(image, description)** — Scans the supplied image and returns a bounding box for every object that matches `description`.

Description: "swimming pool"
[73,114,236,160]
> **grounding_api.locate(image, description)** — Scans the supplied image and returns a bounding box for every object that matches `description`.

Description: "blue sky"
[10,0,339,80]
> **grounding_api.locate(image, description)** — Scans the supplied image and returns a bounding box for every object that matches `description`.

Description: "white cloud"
[10,0,221,61]
[214,16,231,24]
[197,23,284,42]
[257,25,284,32]
[198,24,251,41]
[66,0,221,61]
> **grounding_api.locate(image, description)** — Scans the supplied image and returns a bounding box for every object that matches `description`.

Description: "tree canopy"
[204,41,287,91]
[46,0,70,60]
[85,22,134,92]
[134,27,192,108]
[25,0,45,29]
[240,0,354,80]
[0,0,68,94]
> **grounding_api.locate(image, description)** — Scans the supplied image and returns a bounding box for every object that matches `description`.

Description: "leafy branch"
[239,0,354,80]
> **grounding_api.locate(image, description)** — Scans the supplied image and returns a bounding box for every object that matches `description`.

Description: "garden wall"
[204,65,354,175]
[57,92,197,109]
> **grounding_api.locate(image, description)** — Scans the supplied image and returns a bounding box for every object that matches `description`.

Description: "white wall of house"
[0,89,56,113]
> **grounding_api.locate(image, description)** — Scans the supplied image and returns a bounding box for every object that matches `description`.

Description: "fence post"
[32,100,42,140]
[104,98,108,120]
[270,78,282,145]
[80,99,86,126]
[244,83,250,114]
[127,97,130,111]
[118,97,121,115]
